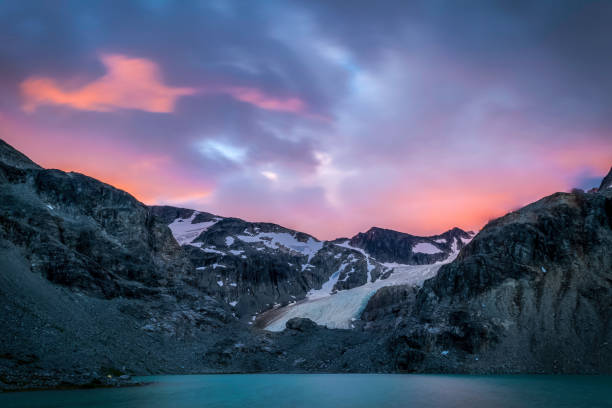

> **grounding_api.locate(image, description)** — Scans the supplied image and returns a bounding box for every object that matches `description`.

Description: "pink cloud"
[222,86,306,113]
[20,54,311,116]
[20,54,196,113]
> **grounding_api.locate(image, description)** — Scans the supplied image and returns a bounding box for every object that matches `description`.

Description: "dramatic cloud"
[1,0,610,239]
[21,54,196,113]
[20,53,310,116]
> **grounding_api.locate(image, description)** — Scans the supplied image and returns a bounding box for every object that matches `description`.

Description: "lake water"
[1,374,610,408]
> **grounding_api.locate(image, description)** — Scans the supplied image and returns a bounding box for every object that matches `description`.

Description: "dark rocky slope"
[0,139,193,299]
[362,179,612,373]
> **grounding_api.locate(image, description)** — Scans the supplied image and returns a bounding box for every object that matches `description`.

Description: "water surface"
[1,374,610,408]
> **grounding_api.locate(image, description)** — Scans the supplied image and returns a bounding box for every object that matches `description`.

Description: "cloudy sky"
[1,0,611,239]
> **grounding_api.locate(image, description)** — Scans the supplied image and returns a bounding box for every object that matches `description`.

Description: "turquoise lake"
[1,374,610,408]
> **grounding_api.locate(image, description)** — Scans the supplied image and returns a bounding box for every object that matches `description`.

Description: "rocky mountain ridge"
[148,204,471,320]
[0,138,610,391]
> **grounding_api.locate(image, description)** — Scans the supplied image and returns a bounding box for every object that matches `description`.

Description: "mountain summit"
[599,167,612,190]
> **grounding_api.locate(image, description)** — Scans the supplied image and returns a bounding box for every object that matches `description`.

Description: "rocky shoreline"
[0,371,144,393]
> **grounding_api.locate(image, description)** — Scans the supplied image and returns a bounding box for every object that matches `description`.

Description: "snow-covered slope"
[263,256,457,330]
[262,234,473,330]
[168,211,223,246]
[154,204,475,327]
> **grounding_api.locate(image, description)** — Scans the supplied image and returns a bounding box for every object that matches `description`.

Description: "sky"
[1,0,611,240]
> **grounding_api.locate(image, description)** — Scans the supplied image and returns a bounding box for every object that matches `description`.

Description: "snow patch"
[334,240,376,283]
[413,242,443,254]
[225,236,235,246]
[168,211,221,245]
[201,247,225,255]
[307,263,348,300]
[236,232,323,260]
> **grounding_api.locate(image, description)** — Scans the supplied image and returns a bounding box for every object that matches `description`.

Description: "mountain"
[0,139,240,389]
[0,139,463,389]
[0,138,610,390]
[149,205,383,318]
[148,205,470,321]
[347,226,473,265]
[363,185,612,373]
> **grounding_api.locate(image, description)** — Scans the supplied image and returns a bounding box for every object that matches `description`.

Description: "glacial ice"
[264,257,454,331]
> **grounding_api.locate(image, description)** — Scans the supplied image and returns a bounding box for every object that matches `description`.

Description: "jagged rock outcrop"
[348,226,472,265]
[286,317,318,332]
[599,167,612,190]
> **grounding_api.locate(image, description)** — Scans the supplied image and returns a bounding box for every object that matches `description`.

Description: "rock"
[361,285,417,322]
[348,226,472,265]
[286,317,318,332]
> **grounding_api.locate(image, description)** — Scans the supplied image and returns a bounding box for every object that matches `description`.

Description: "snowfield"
[413,242,443,254]
[168,211,222,246]
[263,251,459,331]
[236,231,323,261]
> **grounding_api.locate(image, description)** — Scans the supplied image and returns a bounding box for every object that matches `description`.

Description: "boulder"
[285,317,318,332]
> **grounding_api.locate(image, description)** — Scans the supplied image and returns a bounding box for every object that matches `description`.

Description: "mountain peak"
[599,167,612,190]
[363,226,401,236]
[0,139,41,170]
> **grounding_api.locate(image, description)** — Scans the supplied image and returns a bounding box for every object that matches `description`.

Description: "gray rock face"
[0,139,41,170]
[362,187,612,373]
[0,152,193,299]
[286,317,318,332]
[361,285,418,323]
[149,205,198,224]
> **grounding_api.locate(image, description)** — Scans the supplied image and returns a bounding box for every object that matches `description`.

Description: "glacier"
[263,253,457,331]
